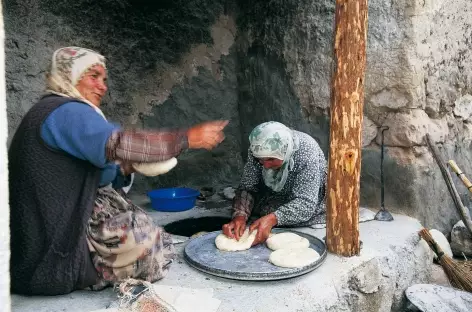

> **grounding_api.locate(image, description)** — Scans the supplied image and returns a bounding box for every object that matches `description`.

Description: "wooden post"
[326,0,368,256]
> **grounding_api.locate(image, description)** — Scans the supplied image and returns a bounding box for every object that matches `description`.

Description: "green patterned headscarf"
[249,121,300,192]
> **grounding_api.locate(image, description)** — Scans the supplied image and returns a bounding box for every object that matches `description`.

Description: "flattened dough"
[266,232,310,251]
[215,229,257,251]
[132,157,178,177]
[269,247,320,268]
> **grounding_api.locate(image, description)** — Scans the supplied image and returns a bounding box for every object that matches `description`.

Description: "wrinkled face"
[75,64,108,106]
[258,157,284,170]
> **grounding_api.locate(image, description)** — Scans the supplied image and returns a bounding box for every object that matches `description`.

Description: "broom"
[448,160,472,195]
[419,228,472,293]
[425,134,472,237]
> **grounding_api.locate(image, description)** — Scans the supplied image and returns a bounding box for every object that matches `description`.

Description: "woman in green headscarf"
[222,121,327,246]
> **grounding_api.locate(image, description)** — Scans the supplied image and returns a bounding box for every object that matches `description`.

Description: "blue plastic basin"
[147,187,200,212]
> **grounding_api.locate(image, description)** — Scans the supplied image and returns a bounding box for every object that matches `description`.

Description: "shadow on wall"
[3,0,234,140]
[361,147,417,214]
[237,44,330,160]
[361,144,472,234]
[4,0,327,192]
[136,51,244,192]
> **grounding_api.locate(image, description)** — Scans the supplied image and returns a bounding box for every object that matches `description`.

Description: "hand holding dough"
[132,157,178,177]
[266,232,310,251]
[215,229,257,251]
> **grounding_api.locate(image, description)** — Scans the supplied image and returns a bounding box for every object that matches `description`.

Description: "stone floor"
[11,195,433,312]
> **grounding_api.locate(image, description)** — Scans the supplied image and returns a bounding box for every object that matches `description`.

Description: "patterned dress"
[233,131,327,226]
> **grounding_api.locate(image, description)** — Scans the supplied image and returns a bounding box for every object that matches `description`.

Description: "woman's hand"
[187,120,229,150]
[222,216,247,240]
[120,162,135,176]
[249,213,278,246]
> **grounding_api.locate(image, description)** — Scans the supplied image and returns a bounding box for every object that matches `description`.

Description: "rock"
[348,259,382,294]
[330,217,433,312]
[405,284,472,312]
[450,221,472,258]
[359,207,376,223]
[454,95,472,120]
[427,229,453,259]
[362,117,378,147]
[377,110,448,147]
[430,264,451,287]
[369,88,410,110]
[222,187,236,200]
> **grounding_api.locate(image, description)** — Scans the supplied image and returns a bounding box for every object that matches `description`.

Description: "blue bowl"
[147,187,200,212]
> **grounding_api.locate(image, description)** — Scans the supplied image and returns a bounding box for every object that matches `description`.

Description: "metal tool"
[374,126,394,221]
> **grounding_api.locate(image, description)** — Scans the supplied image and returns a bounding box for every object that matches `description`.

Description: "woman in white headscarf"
[9,46,228,295]
[222,121,327,246]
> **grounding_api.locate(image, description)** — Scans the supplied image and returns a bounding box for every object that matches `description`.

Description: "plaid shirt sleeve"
[106,128,189,163]
[232,190,254,220]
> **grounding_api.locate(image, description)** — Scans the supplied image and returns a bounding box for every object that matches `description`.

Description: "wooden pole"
[326,0,368,256]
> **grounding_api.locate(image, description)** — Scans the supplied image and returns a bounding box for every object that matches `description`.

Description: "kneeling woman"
[223,121,327,246]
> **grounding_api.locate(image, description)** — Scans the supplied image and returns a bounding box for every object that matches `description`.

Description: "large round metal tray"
[183,228,327,281]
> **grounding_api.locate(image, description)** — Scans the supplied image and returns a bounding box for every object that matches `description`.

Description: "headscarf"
[249,121,300,192]
[45,47,174,190]
[45,46,107,120]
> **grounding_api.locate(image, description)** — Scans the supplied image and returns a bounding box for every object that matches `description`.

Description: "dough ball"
[132,157,178,177]
[266,232,310,251]
[215,229,257,251]
[269,247,320,268]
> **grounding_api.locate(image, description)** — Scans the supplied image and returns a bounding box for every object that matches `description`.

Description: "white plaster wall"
[0,1,11,311]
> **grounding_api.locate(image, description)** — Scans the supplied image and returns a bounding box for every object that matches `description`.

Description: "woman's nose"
[97,80,107,92]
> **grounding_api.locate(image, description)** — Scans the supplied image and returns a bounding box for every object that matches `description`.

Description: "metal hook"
[374,125,394,221]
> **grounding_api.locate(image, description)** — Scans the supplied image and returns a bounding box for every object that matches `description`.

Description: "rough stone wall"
[4,0,244,191]
[238,0,472,234]
[236,0,333,156]
[361,0,472,233]
[4,0,472,233]
[0,3,11,311]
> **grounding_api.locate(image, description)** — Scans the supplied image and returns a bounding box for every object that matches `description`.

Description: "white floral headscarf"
[249,121,300,192]
[46,46,107,119]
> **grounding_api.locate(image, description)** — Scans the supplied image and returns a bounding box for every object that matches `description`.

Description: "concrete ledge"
[11,209,433,312]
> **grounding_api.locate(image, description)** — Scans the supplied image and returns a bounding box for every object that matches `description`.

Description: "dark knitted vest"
[9,95,101,295]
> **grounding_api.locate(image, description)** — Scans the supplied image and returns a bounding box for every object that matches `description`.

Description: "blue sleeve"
[41,102,120,168]
[99,163,118,186]
[99,163,132,189]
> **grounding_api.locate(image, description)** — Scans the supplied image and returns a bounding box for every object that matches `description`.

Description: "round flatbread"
[132,157,178,177]
[266,232,310,251]
[215,229,257,251]
[269,247,320,268]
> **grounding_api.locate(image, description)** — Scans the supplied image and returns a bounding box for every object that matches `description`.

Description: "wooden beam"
[326,0,368,256]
